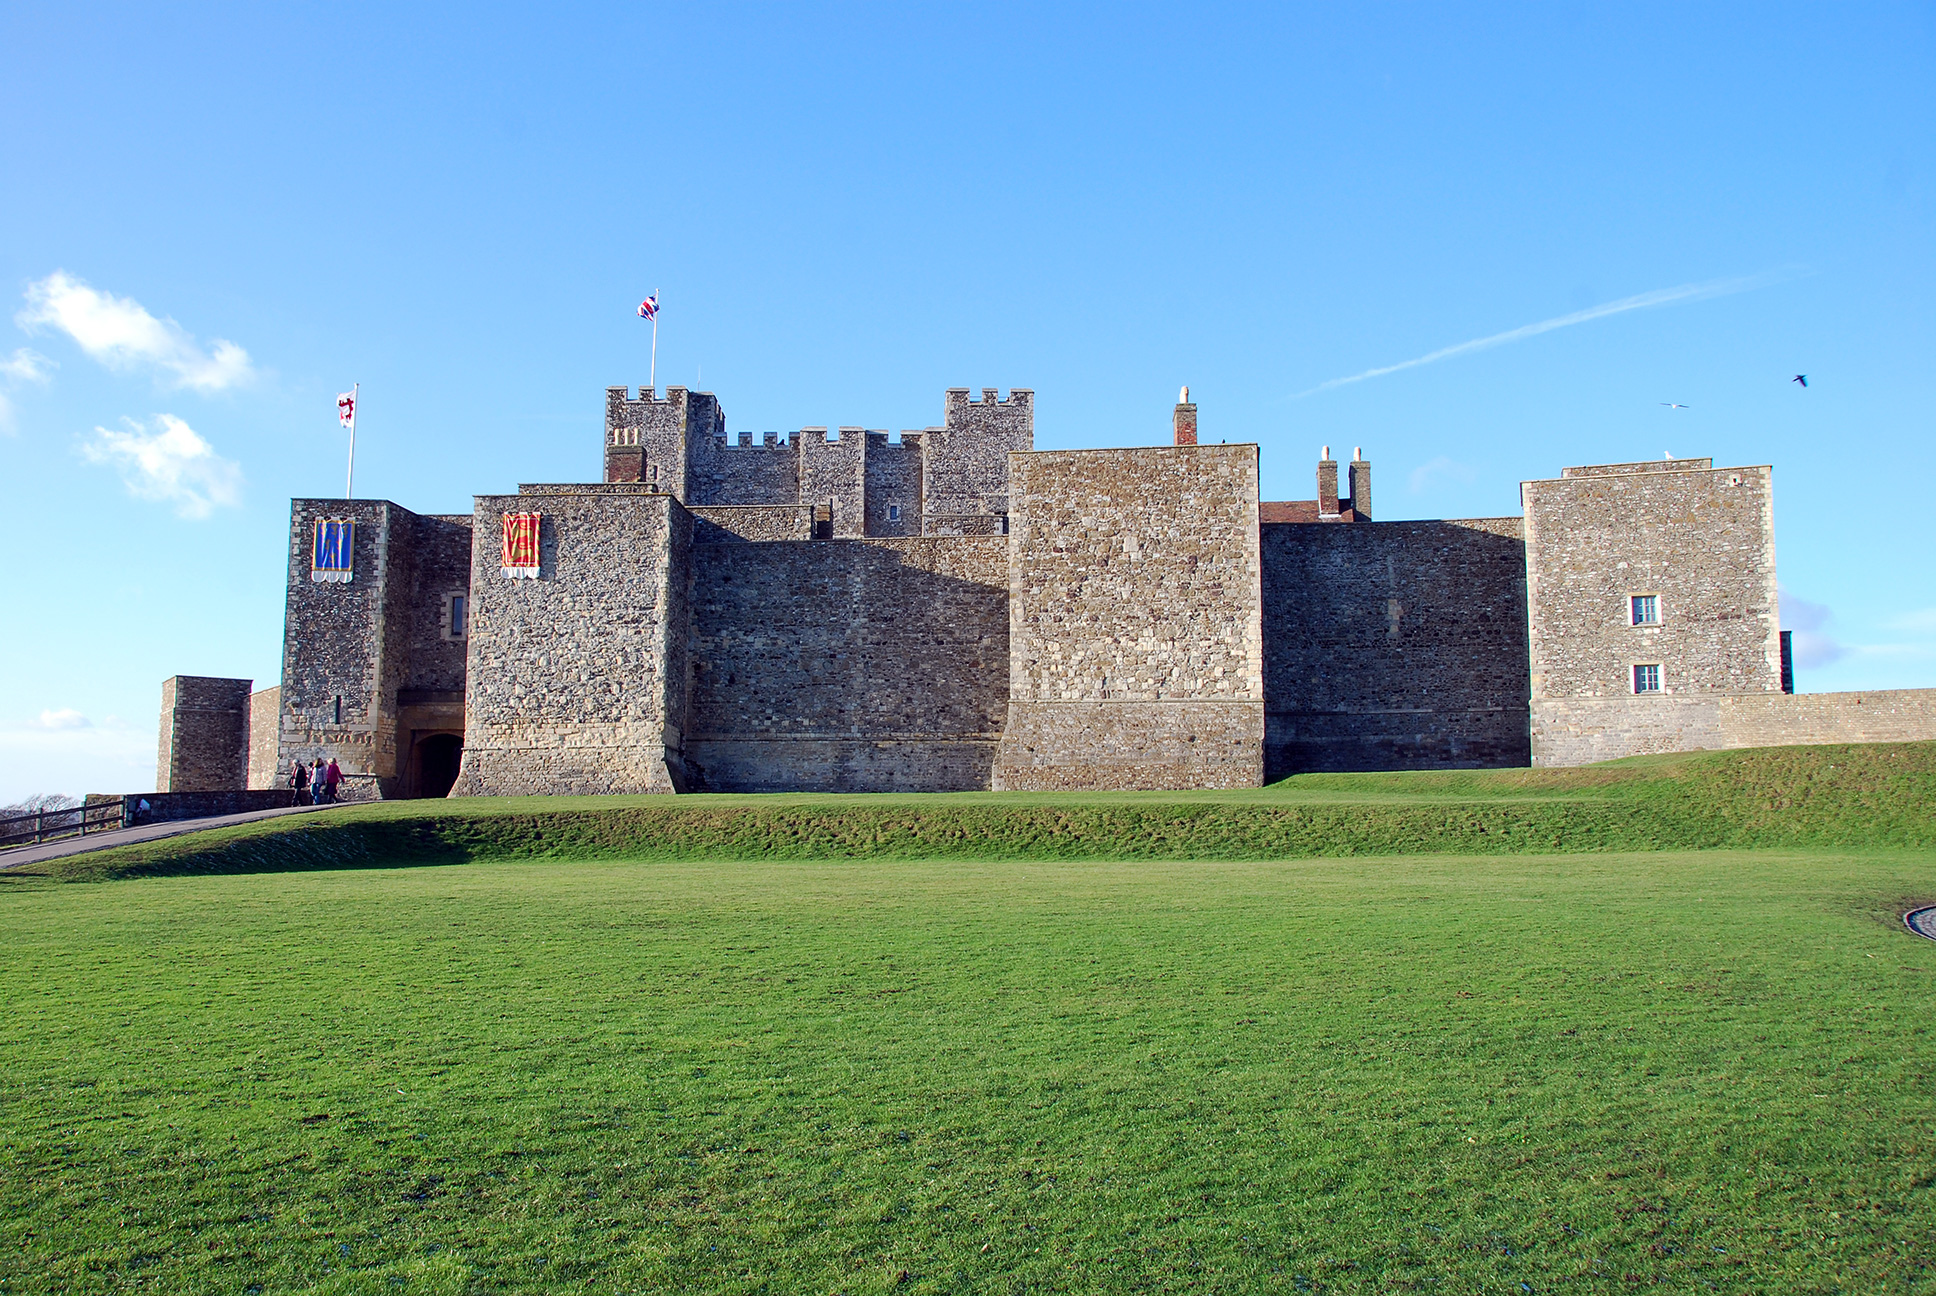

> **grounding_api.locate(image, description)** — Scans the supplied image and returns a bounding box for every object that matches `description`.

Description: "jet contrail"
[1292,269,1797,399]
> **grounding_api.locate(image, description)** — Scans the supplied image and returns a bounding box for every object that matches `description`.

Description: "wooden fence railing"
[0,801,126,850]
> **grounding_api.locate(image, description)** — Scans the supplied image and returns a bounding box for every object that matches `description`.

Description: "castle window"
[1631,594,1659,625]
[649,464,659,481]
[1633,663,1662,694]
[445,593,468,641]
[887,503,901,522]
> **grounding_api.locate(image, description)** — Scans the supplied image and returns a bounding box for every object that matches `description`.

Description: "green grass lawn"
[4,842,1935,1292]
[19,742,1936,884]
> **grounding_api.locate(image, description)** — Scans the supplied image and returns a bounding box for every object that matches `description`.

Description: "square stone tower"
[1522,458,1780,763]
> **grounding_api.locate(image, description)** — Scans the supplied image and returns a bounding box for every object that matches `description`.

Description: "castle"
[155,384,1936,797]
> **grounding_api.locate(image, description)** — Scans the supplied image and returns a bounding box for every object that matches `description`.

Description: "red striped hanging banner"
[500,512,541,578]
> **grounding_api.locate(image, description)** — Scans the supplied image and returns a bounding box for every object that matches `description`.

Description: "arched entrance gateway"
[408,732,464,799]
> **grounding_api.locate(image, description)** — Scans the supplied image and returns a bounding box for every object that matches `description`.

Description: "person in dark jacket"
[291,760,310,804]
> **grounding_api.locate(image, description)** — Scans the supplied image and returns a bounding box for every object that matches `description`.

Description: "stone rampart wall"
[453,489,692,795]
[995,444,1264,789]
[1533,689,1936,766]
[688,434,799,506]
[685,536,1009,791]
[1261,518,1530,774]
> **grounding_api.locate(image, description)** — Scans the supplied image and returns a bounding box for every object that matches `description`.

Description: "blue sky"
[1,2,1930,800]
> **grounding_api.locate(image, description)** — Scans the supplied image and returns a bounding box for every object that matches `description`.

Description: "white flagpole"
[346,382,359,499]
[649,291,659,394]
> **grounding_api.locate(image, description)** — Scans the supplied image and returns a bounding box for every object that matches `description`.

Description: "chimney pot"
[1173,391,1198,446]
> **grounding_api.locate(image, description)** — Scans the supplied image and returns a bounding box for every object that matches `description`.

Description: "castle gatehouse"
[155,385,1936,796]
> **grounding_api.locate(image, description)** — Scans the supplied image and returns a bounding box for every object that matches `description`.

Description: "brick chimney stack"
[1317,446,1340,518]
[1173,386,1197,446]
[1348,447,1372,521]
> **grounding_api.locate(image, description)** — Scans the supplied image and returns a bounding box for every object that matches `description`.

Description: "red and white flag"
[336,390,356,428]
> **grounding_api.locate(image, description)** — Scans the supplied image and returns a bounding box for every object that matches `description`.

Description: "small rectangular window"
[1633,663,1661,694]
[450,594,467,639]
[887,503,901,522]
[1631,594,1658,625]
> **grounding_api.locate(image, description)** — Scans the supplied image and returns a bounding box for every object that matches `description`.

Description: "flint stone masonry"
[452,487,692,795]
[687,536,1008,791]
[924,389,1033,523]
[1262,518,1530,775]
[995,444,1265,790]
[156,676,251,792]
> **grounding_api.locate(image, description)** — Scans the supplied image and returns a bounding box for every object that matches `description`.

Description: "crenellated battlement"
[945,387,1034,415]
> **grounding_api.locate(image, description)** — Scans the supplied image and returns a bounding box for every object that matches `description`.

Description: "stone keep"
[179,382,1936,799]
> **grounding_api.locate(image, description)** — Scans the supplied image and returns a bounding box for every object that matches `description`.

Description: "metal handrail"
[0,801,126,850]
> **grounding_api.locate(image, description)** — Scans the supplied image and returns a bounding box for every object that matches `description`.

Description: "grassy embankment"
[0,743,1933,1292]
[12,740,1936,883]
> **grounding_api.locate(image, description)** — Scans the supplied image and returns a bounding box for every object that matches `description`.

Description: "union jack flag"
[637,295,658,322]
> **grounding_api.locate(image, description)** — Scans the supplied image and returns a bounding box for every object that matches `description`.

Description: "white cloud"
[81,414,243,518]
[0,347,54,383]
[1779,586,1848,668]
[0,346,55,434]
[17,271,255,392]
[1408,455,1477,494]
[34,709,92,730]
[1294,268,1803,399]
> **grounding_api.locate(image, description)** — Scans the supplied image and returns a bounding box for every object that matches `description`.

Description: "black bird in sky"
[1792,374,1808,387]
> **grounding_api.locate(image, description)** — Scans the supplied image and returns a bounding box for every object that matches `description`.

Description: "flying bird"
[1792,374,1807,387]
[1660,402,1690,409]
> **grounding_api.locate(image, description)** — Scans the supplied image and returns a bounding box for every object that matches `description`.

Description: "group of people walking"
[291,757,344,805]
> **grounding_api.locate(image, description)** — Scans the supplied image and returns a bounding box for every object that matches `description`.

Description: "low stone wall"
[1532,688,1936,766]
[125,789,297,826]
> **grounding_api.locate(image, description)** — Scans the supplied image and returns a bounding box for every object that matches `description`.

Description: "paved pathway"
[0,804,340,870]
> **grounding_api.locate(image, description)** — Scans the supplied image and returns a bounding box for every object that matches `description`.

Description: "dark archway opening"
[416,733,464,799]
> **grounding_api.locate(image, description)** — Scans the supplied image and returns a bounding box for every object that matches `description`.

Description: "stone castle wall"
[686,536,1009,791]
[995,444,1265,790]
[1533,689,1936,765]
[156,675,251,792]
[452,488,693,796]
[1261,518,1531,774]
